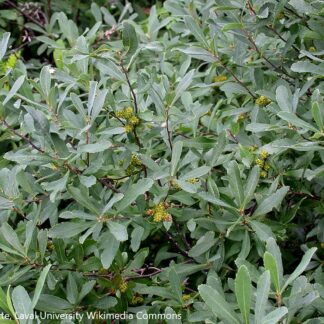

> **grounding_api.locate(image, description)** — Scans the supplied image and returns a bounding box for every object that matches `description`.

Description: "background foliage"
[0,0,324,323]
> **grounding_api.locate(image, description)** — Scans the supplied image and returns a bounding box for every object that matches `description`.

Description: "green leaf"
[3,75,25,105]
[48,222,92,239]
[291,61,324,75]
[199,285,240,324]
[255,271,270,323]
[131,226,144,252]
[101,235,119,269]
[181,166,211,180]
[184,16,208,46]
[107,221,128,242]
[188,231,217,258]
[1,223,25,256]
[281,247,317,292]
[0,197,14,210]
[40,66,51,98]
[42,171,69,202]
[116,178,154,212]
[228,161,244,208]
[243,166,260,207]
[263,252,280,293]
[262,307,288,324]
[91,89,108,122]
[276,85,292,112]
[172,69,195,105]
[122,22,138,55]
[101,193,124,214]
[253,186,289,217]
[170,141,183,176]
[266,238,283,288]
[222,23,244,31]
[235,265,252,324]
[68,186,101,215]
[169,267,183,303]
[66,273,79,304]
[77,140,112,153]
[0,287,10,314]
[11,286,33,324]
[35,295,73,312]
[96,60,125,80]
[87,81,97,116]
[31,264,51,309]
[278,112,318,132]
[311,102,324,131]
[0,32,10,61]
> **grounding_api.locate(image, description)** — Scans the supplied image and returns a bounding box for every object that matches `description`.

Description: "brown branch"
[4,0,45,28]
[120,60,139,115]
[166,107,173,153]
[243,31,296,85]
[1,119,45,153]
[164,231,198,263]
[211,52,256,98]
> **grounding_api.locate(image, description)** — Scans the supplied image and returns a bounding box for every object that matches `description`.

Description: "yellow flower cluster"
[116,107,133,119]
[248,145,257,152]
[255,149,271,178]
[170,179,181,189]
[256,95,271,107]
[308,46,316,52]
[131,295,144,304]
[126,154,142,176]
[119,281,128,292]
[146,202,172,223]
[213,75,227,82]
[182,294,191,302]
[1,52,21,73]
[238,113,248,122]
[116,107,139,133]
[186,178,199,184]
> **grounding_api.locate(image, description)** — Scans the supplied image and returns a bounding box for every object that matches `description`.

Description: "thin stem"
[1,119,45,153]
[211,52,256,98]
[4,0,44,27]
[166,107,173,153]
[120,60,139,115]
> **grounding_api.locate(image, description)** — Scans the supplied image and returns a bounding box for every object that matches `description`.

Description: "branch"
[1,119,45,153]
[4,0,45,28]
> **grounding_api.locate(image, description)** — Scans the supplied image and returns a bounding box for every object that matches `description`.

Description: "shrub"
[0,0,323,323]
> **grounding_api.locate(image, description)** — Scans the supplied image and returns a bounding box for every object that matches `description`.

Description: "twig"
[4,0,44,28]
[1,119,45,153]
[165,231,197,263]
[120,59,139,115]
[211,52,256,98]
[226,129,239,144]
[166,107,173,153]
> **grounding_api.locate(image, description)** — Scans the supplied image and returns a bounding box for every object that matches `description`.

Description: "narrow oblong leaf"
[171,141,183,176]
[198,284,240,324]
[48,222,92,239]
[122,22,138,55]
[262,307,288,324]
[116,179,154,212]
[281,247,317,292]
[169,267,182,303]
[3,75,25,105]
[228,161,244,208]
[235,265,252,324]
[243,166,260,207]
[0,32,11,61]
[263,252,280,293]
[31,264,51,308]
[253,186,289,217]
[255,271,271,323]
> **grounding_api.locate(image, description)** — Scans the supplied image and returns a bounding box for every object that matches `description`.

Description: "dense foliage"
[0,0,324,323]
